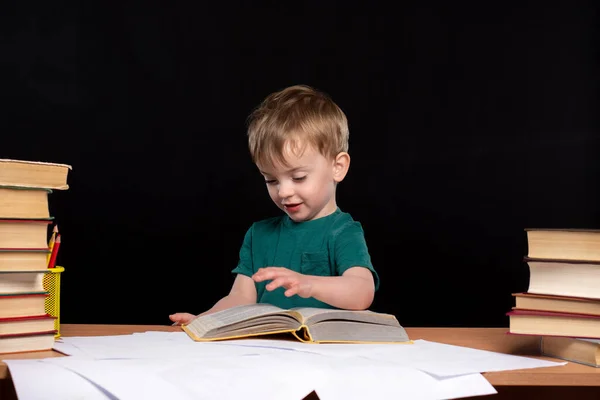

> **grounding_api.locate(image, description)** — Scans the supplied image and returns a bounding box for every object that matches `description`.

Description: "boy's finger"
[266,276,292,291]
[254,269,287,282]
[284,285,299,297]
[252,270,271,281]
[265,278,283,290]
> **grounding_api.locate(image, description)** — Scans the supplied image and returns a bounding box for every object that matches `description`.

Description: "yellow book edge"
[0,159,73,169]
[181,324,413,345]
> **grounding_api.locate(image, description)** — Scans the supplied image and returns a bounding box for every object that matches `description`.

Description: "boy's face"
[258,143,347,222]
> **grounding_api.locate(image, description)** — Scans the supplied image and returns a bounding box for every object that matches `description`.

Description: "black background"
[2,2,599,327]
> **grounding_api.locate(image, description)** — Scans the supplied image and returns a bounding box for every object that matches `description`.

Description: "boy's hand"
[252,267,313,298]
[169,312,197,326]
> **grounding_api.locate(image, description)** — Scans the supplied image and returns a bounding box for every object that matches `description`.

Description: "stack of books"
[508,228,600,367]
[0,159,71,354]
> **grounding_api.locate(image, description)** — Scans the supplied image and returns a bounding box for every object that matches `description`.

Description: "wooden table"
[1,325,599,399]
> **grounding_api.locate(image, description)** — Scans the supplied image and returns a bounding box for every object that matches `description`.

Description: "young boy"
[170,85,379,325]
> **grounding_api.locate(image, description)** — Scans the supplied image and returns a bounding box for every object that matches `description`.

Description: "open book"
[181,304,410,344]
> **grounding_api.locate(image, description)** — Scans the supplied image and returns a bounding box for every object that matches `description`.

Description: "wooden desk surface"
[1,325,600,387]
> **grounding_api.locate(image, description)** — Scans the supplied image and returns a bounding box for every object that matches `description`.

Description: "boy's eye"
[292,176,307,182]
[265,179,277,185]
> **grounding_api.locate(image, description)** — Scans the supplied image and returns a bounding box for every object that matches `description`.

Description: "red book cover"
[506,331,600,340]
[523,257,600,264]
[507,309,600,319]
[512,292,600,302]
[0,330,56,339]
[0,314,54,323]
[0,249,50,252]
[0,219,52,224]
[0,293,49,299]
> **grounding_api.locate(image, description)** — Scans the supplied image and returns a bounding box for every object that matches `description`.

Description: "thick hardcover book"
[182,304,411,344]
[0,330,56,354]
[0,270,49,295]
[524,257,600,300]
[0,314,56,336]
[0,249,51,271]
[525,228,600,262]
[512,292,600,316]
[0,186,52,219]
[508,309,600,339]
[0,159,71,190]
[541,336,600,368]
[0,293,49,318]
[0,219,52,249]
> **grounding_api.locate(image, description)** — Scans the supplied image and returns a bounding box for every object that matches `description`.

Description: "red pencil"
[47,224,59,265]
[47,234,61,269]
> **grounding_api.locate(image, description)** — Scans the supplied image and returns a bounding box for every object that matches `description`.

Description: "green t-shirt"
[231,208,378,309]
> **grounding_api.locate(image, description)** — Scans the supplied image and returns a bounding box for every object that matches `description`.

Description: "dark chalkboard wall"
[3,2,598,326]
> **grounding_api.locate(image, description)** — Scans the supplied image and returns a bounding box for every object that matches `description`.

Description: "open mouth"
[284,203,302,212]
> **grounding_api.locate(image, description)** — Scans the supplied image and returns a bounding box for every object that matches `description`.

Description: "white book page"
[186,304,290,337]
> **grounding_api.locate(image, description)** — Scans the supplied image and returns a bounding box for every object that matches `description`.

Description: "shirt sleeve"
[334,221,380,291]
[231,224,254,278]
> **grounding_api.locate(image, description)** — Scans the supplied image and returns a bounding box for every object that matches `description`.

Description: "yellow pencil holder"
[43,266,64,338]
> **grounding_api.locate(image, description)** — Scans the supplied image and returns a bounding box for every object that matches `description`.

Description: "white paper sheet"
[56,335,299,359]
[53,340,91,357]
[311,361,496,400]
[212,337,566,377]
[6,354,496,400]
[160,354,322,400]
[137,351,496,400]
[5,359,114,400]
[41,357,199,400]
[56,333,565,377]
[7,330,566,400]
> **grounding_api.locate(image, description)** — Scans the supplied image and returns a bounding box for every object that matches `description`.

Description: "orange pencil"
[47,234,61,269]
[47,224,59,265]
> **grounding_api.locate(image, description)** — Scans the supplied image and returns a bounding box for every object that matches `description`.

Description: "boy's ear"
[332,152,350,183]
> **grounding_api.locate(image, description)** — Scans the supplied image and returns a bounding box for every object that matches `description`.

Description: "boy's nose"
[278,182,294,198]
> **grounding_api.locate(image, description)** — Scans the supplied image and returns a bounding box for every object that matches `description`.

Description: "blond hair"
[247,85,349,167]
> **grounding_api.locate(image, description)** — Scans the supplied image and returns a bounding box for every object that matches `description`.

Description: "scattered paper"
[311,361,496,400]
[205,337,566,377]
[4,331,568,400]
[5,359,114,400]
[56,335,298,360]
[42,357,198,400]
